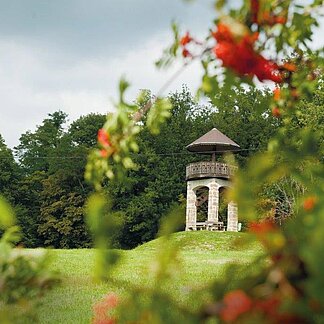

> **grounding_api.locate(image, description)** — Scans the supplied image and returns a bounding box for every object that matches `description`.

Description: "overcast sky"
[1,1,323,148]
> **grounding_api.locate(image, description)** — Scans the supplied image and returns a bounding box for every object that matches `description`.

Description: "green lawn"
[35,232,262,323]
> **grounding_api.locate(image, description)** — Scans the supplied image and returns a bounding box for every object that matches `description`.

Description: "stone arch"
[194,185,209,223]
[186,178,238,231]
[186,179,213,230]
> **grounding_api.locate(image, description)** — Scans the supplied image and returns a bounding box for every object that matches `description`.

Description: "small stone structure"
[185,128,239,231]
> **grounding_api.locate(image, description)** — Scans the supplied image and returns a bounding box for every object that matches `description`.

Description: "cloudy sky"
[1,1,323,148]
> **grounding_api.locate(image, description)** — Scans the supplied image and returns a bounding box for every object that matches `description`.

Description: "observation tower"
[185,128,240,231]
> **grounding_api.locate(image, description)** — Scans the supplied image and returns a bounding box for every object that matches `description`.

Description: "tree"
[15,111,68,174]
[38,171,91,248]
[36,113,106,247]
[210,86,280,165]
[14,111,106,247]
[15,171,46,247]
[0,135,19,204]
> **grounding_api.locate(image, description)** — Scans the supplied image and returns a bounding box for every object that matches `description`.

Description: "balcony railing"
[186,161,237,180]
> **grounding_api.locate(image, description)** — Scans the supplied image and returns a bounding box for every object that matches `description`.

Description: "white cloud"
[0,1,323,149]
[0,33,203,148]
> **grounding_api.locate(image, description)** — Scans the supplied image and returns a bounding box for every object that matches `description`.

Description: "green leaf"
[0,196,15,229]
[147,98,172,135]
[119,77,130,103]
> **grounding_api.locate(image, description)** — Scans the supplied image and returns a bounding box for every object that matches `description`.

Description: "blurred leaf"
[147,98,172,134]
[0,196,15,230]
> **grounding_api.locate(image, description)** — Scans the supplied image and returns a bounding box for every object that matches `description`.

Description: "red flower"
[98,129,111,147]
[220,290,252,322]
[100,149,109,158]
[251,0,260,23]
[212,23,234,43]
[213,41,236,68]
[272,107,281,118]
[180,31,193,46]
[262,12,287,26]
[182,48,193,58]
[255,296,280,316]
[254,57,283,83]
[275,16,287,25]
[249,220,277,234]
[303,196,317,211]
[93,293,118,324]
[213,23,282,83]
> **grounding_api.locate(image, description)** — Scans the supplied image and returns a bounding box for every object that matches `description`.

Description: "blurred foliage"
[0,196,59,323]
[87,0,324,323]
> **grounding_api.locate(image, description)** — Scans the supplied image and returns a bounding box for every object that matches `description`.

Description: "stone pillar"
[227,201,238,231]
[186,183,197,230]
[207,181,218,222]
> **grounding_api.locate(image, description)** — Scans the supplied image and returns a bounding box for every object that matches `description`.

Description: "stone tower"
[185,128,239,231]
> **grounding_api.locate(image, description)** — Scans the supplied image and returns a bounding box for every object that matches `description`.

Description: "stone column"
[227,201,238,231]
[186,183,197,230]
[207,182,218,223]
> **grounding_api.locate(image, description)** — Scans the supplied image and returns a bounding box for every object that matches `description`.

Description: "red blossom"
[262,11,287,26]
[254,57,283,83]
[251,0,260,23]
[213,23,282,83]
[303,196,317,211]
[254,296,280,316]
[275,16,287,25]
[272,107,281,118]
[93,293,118,324]
[220,290,253,322]
[182,48,193,58]
[213,41,237,69]
[100,149,109,158]
[212,23,233,43]
[98,129,111,147]
[249,220,277,234]
[254,297,303,322]
[180,31,193,46]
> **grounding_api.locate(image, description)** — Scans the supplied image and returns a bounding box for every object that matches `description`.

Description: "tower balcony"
[186,161,237,180]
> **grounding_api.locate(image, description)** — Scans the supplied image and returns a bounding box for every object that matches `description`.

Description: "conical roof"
[186,128,240,153]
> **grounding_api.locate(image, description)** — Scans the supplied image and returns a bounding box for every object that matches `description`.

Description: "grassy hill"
[35,231,262,323]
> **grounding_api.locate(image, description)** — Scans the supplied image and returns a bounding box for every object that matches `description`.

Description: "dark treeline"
[1,86,322,248]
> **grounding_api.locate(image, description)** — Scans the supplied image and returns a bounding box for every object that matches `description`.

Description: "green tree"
[14,111,106,247]
[16,171,46,247]
[35,113,106,248]
[0,135,19,204]
[15,111,68,174]
[210,86,280,165]
[38,171,91,248]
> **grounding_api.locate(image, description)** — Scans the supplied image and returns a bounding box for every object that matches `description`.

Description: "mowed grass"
[35,232,262,323]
